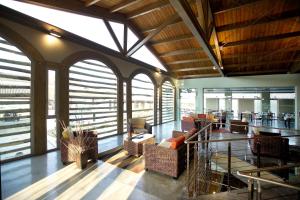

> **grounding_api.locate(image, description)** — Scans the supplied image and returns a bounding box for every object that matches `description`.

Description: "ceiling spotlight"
[49,30,61,38]
[221,66,224,70]
[213,66,216,70]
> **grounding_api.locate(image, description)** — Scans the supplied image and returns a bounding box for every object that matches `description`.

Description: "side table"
[124,133,155,156]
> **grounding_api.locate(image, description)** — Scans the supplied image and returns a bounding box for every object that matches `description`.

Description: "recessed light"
[49,30,61,38]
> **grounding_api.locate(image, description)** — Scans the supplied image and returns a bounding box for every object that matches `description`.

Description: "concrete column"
[117,77,123,134]
[57,66,69,140]
[296,86,300,129]
[126,79,132,126]
[158,85,162,124]
[225,91,232,112]
[197,88,203,113]
[31,61,47,155]
[154,85,158,125]
[261,91,270,113]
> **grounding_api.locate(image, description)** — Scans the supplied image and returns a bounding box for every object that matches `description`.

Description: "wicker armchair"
[60,130,98,164]
[127,118,152,135]
[144,130,196,178]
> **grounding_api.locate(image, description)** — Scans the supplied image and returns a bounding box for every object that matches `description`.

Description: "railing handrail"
[185,121,300,144]
[214,121,300,132]
[237,171,300,191]
[238,163,300,174]
[184,122,212,143]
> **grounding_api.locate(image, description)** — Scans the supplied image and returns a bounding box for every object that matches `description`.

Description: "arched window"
[162,81,175,123]
[131,73,154,125]
[0,37,31,161]
[69,59,118,139]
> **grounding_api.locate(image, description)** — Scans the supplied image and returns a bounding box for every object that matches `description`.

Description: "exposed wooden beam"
[226,69,287,76]
[213,0,261,14]
[160,48,203,57]
[225,58,300,68]
[142,18,182,33]
[110,0,143,13]
[207,0,224,70]
[151,34,194,46]
[172,66,213,72]
[217,9,300,32]
[223,31,300,48]
[22,0,126,23]
[170,0,224,76]
[126,14,180,56]
[127,0,170,19]
[167,58,210,65]
[177,73,220,79]
[223,47,300,59]
[196,0,208,34]
[104,20,123,53]
[85,0,103,7]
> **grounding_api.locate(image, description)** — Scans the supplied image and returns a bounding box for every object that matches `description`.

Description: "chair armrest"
[145,123,152,134]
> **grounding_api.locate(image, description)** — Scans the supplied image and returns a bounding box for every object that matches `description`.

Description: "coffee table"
[123,133,155,156]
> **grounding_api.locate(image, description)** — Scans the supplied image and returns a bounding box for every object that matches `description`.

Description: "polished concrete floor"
[2,121,300,200]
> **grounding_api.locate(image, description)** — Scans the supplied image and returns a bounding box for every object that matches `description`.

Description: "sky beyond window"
[0,0,167,71]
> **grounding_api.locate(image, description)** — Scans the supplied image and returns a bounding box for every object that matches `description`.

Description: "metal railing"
[237,164,300,200]
[185,121,300,198]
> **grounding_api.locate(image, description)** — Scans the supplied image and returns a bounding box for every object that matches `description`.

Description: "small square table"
[123,133,155,156]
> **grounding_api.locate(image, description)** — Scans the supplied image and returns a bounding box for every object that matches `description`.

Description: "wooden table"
[123,133,155,156]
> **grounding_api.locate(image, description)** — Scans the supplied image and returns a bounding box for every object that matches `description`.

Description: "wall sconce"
[49,30,61,38]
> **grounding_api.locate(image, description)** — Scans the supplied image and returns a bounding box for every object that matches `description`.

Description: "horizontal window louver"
[162,81,175,123]
[0,37,31,161]
[131,74,154,125]
[69,60,118,139]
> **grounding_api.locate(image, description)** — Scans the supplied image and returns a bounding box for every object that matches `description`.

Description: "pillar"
[261,91,270,113]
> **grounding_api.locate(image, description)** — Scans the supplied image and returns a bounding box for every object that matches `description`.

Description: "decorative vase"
[76,151,87,169]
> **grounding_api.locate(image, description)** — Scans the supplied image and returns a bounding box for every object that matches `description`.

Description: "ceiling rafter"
[225,58,300,68]
[22,0,127,23]
[126,14,180,57]
[110,0,143,13]
[222,31,300,48]
[85,0,103,7]
[171,66,214,72]
[213,0,261,14]
[142,18,182,33]
[177,73,220,79]
[159,48,204,57]
[170,0,224,76]
[167,58,210,65]
[226,69,287,76]
[151,34,194,46]
[216,9,300,32]
[223,47,300,59]
[127,0,170,19]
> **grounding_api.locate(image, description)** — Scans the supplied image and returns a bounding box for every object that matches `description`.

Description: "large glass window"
[180,89,196,118]
[162,81,175,123]
[131,74,154,125]
[47,70,57,150]
[69,59,118,139]
[0,37,31,161]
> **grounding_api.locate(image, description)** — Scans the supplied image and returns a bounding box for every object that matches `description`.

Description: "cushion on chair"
[130,118,146,129]
[158,139,172,148]
[133,128,148,134]
[168,135,185,149]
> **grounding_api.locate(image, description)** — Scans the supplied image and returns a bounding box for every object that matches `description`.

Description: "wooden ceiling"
[22,0,300,78]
